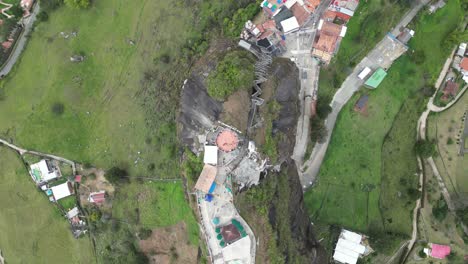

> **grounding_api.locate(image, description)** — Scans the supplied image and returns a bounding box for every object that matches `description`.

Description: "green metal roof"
[365,68,387,88]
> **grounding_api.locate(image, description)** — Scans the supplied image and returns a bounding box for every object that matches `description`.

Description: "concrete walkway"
[0,3,39,77]
[299,0,430,189]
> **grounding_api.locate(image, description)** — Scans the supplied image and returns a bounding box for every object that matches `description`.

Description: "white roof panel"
[340,26,348,37]
[222,236,251,262]
[333,250,358,264]
[204,145,218,165]
[342,229,362,243]
[51,182,72,201]
[358,67,371,80]
[336,238,366,254]
[285,0,297,9]
[281,17,300,33]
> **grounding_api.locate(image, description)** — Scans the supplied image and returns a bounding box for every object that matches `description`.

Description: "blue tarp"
[208,182,217,194]
[205,194,213,202]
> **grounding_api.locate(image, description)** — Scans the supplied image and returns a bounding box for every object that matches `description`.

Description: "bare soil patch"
[78,167,115,210]
[220,89,250,131]
[139,222,198,264]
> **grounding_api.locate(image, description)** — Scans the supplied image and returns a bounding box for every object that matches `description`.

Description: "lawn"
[305,0,463,239]
[427,92,468,196]
[0,146,95,263]
[0,0,194,178]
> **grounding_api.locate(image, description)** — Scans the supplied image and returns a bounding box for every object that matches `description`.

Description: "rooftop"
[30,160,59,183]
[204,145,219,164]
[314,33,339,53]
[290,3,311,26]
[194,165,217,193]
[333,229,365,264]
[460,57,468,71]
[216,130,239,152]
[430,243,451,259]
[51,182,73,201]
[364,68,387,88]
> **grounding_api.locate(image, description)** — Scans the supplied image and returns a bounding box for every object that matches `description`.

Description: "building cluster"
[0,0,36,53]
[29,159,87,238]
[240,0,320,54]
[312,0,359,63]
[333,229,372,264]
[194,125,263,264]
[453,43,468,84]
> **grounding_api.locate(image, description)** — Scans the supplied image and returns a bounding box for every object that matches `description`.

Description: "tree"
[207,51,254,100]
[64,0,90,9]
[10,4,24,18]
[410,50,426,65]
[310,117,328,143]
[105,166,128,184]
[51,102,65,115]
[414,140,437,158]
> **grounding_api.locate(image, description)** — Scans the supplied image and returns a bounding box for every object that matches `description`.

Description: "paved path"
[299,0,430,189]
[0,137,77,174]
[0,3,39,77]
[0,1,13,19]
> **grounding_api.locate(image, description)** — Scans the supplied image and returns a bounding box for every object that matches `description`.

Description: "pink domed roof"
[216,130,239,152]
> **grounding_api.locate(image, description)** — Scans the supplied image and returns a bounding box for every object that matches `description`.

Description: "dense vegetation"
[207,51,255,100]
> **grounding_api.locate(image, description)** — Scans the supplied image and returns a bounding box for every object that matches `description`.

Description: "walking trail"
[0,0,13,19]
[0,137,77,174]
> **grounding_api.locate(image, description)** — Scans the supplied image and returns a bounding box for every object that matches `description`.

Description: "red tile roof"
[290,3,311,26]
[460,57,468,71]
[2,40,12,50]
[75,175,82,183]
[89,192,106,204]
[441,80,459,101]
[321,21,342,36]
[430,244,451,259]
[314,34,338,53]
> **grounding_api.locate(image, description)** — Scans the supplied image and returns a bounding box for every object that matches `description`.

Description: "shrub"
[414,140,437,158]
[410,50,426,65]
[447,137,454,145]
[64,0,90,9]
[138,228,152,240]
[432,195,448,221]
[207,51,254,100]
[105,167,128,184]
[418,248,426,258]
[51,102,65,115]
[37,11,49,22]
[10,4,24,18]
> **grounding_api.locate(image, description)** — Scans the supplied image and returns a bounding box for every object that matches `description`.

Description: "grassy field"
[0,0,208,261]
[427,92,468,197]
[0,146,95,263]
[305,0,463,241]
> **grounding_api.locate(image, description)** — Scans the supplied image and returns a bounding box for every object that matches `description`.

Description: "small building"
[354,95,369,114]
[460,57,468,73]
[456,43,466,57]
[51,181,73,201]
[280,16,300,34]
[30,159,60,183]
[88,191,106,204]
[396,28,415,44]
[194,164,217,193]
[441,80,459,101]
[364,68,387,89]
[221,236,251,263]
[425,243,451,259]
[358,67,371,80]
[204,145,218,165]
[333,229,367,264]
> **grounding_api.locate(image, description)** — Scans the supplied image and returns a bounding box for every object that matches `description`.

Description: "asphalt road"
[0,3,39,77]
[299,0,431,189]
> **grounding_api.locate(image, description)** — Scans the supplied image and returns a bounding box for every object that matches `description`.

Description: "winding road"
[297,0,430,189]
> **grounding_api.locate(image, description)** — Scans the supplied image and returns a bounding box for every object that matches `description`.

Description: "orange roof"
[304,0,320,12]
[322,10,337,21]
[314,33,338,53]
[290,3,311,26]
[194,165,217,193]
[321,21,342,36]
[216,130,239,152]
[461,57,468,71]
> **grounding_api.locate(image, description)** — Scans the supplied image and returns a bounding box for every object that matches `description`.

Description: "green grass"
[58,195,77,210]
[317,0,409,103]
[305,0,462,237]
[0,0,193,177]
[112,181,200,245]
[427,92,468,196]
[0,146,95,263]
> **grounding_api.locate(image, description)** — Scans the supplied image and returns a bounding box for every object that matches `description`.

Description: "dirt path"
[0,137,77,174]
[0,0,13,19]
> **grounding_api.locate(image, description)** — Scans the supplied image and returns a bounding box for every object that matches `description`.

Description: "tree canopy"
[207,51,255,100]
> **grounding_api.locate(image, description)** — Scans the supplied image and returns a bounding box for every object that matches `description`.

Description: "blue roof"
[208,182,217,194]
